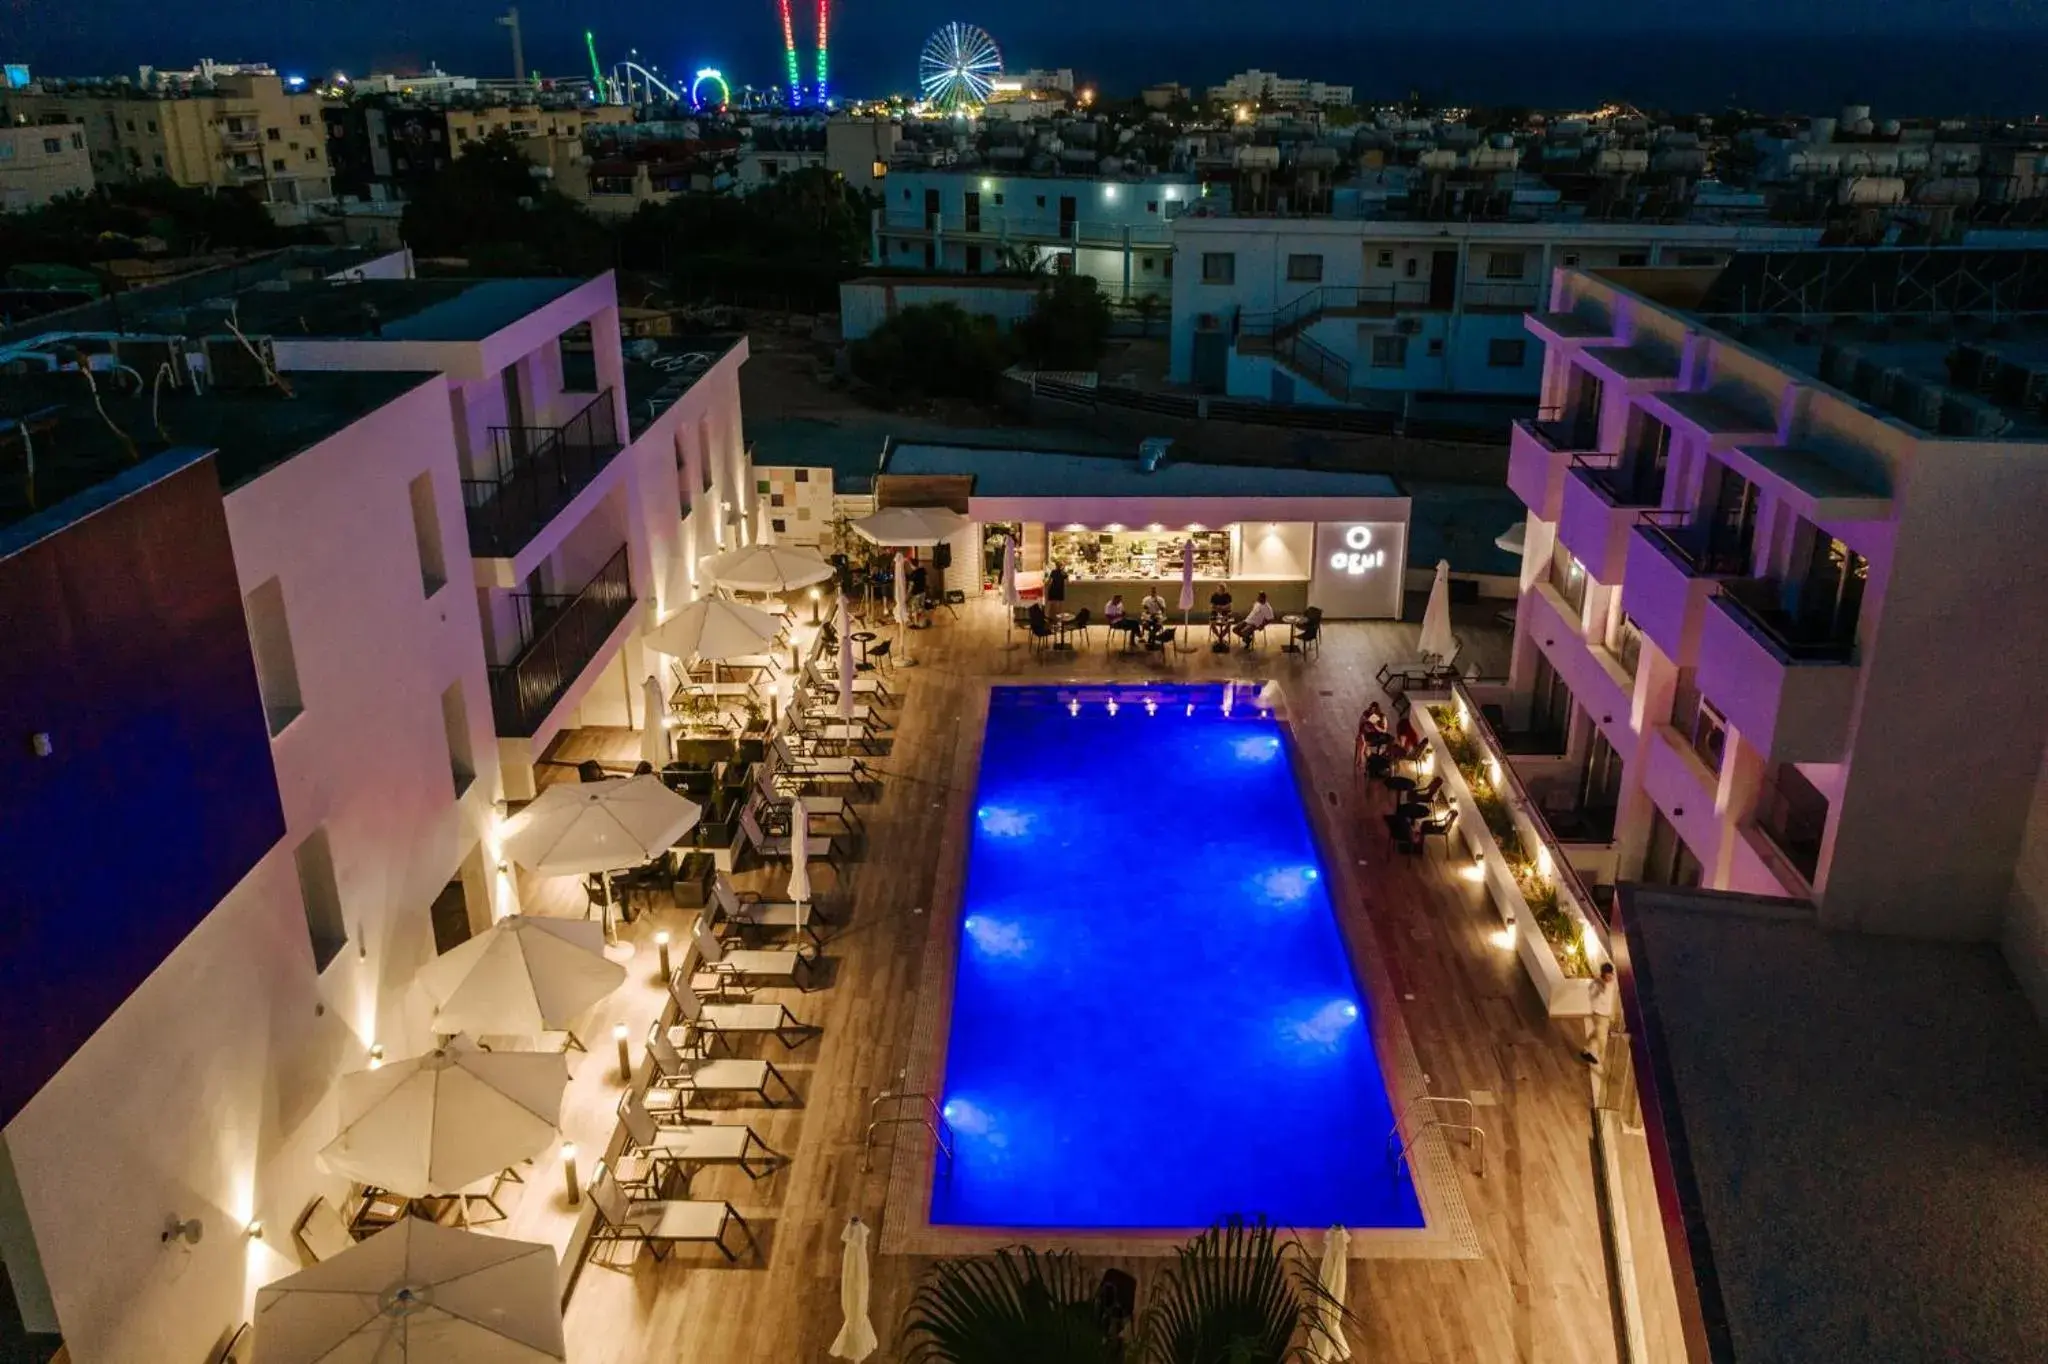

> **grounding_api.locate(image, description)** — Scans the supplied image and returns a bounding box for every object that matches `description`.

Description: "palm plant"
[902,1246,1122,1364]
[1137,1219,1343,1364]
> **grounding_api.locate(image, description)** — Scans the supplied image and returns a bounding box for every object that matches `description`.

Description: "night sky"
[4,0,2046,111]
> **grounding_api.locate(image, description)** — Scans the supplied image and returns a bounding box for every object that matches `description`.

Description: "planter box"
[1412,700,1595,1018]
[673,852,715,909]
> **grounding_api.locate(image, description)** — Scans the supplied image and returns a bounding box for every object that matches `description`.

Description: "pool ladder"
[862,1092,955,1173]
[1388,1094,1487,1178]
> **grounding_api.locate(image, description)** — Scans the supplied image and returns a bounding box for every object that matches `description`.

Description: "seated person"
[1234,591,1276,644]
[1139,589,1168,621]
[1104,593,1127,626]
[1208,584,1236,648]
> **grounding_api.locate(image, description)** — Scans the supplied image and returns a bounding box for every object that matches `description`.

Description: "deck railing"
[487,547,635,736]
[461,389,622,558]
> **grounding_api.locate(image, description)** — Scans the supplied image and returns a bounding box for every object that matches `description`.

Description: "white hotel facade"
[1494,250,2048,1017]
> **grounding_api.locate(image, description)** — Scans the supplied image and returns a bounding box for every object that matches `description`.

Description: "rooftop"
[880,440,1404,500]
[1618,886,2048,1364]
[561,335,745,438]
[122,277,590,343]
[0,368,437,534]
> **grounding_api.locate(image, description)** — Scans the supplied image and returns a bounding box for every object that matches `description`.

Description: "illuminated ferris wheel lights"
[919,22,1002,111]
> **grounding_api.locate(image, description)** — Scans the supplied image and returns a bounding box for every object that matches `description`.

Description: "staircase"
[1234,288,1355,402]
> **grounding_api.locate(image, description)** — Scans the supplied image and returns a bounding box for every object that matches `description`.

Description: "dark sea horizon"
[23,28,2048,120]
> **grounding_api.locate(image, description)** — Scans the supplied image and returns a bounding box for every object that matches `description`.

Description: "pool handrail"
[862,1091,955,1173]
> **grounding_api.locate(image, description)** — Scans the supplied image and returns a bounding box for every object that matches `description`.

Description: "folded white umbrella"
[320,1039,566,1196]
[502,775,700,943]
[701,543,834,594]
[828,1215,879,1362]
[254,1219,565,1363]
[786,796,812,910]
[893,552,911,666]
[836,594,855,721]
[1309,1225,1352,1362]
[645,596,781,662]
[639,674,669,769]
[1178,539,1197,651]
[1418,558,1457,664]
[757,499,777,546]
[1495,520,1528,556]
[851,505,968,548]
[416,915,625,1040]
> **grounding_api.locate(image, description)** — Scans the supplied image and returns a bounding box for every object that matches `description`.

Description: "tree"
[0,179,292,276]
[849,302,1011,404]
[1015,274,1112,371]
[994,242,1052,276]
[618,164,873,310]
[399,133,611,274]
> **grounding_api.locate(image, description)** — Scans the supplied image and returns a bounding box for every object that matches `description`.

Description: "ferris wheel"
[919,22,1002,111]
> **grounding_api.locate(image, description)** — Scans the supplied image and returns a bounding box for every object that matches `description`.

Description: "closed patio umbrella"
[893,551,914,667]
[319,1038,566,1196]
[1309,1225,1352,1362]
[851,505,969,548]
[1178,538,1197,651]
[786,796,812,914]
[828,1215,879,1362]
[254,1219,565,1363]
[701,543,834,595]
[415,914,625,1042]
[502,776,701,944]
[639,674,669,769]
[837,594,855,721]
[1418,559,1457,665]
[1495,521,1527,556]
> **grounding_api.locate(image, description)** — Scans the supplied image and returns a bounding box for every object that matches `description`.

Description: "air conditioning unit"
[112,337,189,388]
[1938,390,2010,438]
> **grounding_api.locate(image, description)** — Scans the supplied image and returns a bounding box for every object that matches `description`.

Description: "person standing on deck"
[1581,962,1617,1065]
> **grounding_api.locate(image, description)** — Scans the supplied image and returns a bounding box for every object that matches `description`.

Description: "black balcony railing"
[461,389,623,558]
[1754,766,1830,884]
[488,547,635,737]
[1285,332,1351,400]
[1715,577,1860,663]
[1571,451,1663,507]
[1638,508,1752,576]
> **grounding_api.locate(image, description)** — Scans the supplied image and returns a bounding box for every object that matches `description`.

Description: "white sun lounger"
[692,922,817,993]
[590,1162,754,1263]
[618,1090,782,1178]
[769,735,877,792]
[668,963,818,1046]
[712,868,834,947]
[647,1025,802,1106]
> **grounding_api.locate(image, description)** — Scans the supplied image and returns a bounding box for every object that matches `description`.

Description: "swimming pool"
[931,683,1423,1232]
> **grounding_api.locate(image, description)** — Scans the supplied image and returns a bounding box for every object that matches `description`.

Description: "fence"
[461,390,622,557]
[487,547,636,737]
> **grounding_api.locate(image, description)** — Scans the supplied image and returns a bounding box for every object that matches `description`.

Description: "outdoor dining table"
[1052,611,1077,651]
[850,630,877,670]
[1280,613,1308,652]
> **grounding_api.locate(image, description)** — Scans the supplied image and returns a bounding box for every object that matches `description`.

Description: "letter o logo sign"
[1344,526,1373,550]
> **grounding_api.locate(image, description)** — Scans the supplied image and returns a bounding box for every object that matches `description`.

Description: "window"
[440,682,475,797]
[1671,671,1727,776]
[244,577,304,735]
[152,153,164,168]
[1485,250,1527,280]
[1426,338,1445,357]
[1548,539,1588,617]
[991,192,1004,205]
[294,828,348,972]
[0,143,13,162]
[124,118,135,132]
[146,119,157,133]
[267,127,281,142]
[965,244,983,272]
[1756,764,1829,883]
[1376,249,1394,268]
[1530,654,1574,749]
[1285,253,1324,282]
[1618,251,1648,267]
[1488,338,1528,368]
[1035,195,1046,208]
[1613,615,1644,680]
[271,158,286,171]
[1370,334,1408,368]
[1643,809,1704,888]
[770,492,785,507]
[407,472,448,595]
[1201,252,1235,284]
[299,113,312,126]
[1403,256,1419,278]
[794,469,809,483]
[1561,252,1580,267]
[40,137,59,155]
[306,148,318,161]
[1141,256,1155,272]
[1676,251,1719,266]
[772,518,787,534]
[69,132,82,150]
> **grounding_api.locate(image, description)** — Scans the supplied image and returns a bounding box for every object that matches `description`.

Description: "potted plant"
[738,697,769,764]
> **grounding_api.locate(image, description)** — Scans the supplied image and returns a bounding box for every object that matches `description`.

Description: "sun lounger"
[712,868,835,947]
[667,963,818,1047]
[618,1090,782,1178]
[589,1161,754,1263]
[691,922,818,993]
[646,1025,801,1106]
[739,805,845,879]
[804,662,894,703]
[765,737,877,795]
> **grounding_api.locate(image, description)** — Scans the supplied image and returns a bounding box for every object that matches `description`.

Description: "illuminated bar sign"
[1309,520,1406,617]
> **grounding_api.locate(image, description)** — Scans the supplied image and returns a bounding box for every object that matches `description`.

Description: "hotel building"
[1496,248,2048,1017]
[0,265,756,1360]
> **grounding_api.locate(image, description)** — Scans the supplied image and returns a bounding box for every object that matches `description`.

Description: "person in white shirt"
[1581,961,1617,1066]
[1233,591,1277,646]
[1139,590,1168,621]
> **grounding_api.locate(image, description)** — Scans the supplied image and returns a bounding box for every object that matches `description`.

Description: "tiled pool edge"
[880,679,1481,1260]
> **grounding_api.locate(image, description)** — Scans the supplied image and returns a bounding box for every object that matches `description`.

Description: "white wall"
[1,376,501,1364]
[2003,746,2048,1022]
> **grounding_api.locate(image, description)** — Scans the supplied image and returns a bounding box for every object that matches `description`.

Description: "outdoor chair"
[691,921,819,993]
[588,1161,755,1264]
[712,867,835,948]
[740,804,845,879]
[1068,606,1093,649]
[766,735,877,795]
[646,1024,802,1107]
[617,1090,782,1181]
[1298,608,1324,657]
[667,965,819,1050]
[1144,626,1177,654]
[292,1197,354,1265]
[1029,617,1055,654]
[1415,807,1459,857]
[577,760,609,783]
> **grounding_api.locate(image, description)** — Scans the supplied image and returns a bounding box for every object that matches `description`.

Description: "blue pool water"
[931,684,1423,1231]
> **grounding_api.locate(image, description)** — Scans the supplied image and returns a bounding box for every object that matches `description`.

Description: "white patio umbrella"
[319,1038,567,1196]
[893,551,915,667]
[828,1215,879,1362]
[639,674,669,769]
[851,505,969,548]
[254,1220,565,1364]
[1495,521,1528,556]
[701,543,834,594]
[1309,1225,1352,1362]
[786,796,813,911]
[415,914,625,1041]
[502,776,701,944]
[1177,538,1198,651]
[1418,558,1457,664]
[645,596,780,662]
[836,594,856,721]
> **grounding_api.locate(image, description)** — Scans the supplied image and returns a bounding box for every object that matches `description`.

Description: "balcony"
[487,547,636,738]
[880,210,1173,250]
[1694,579,1860,763]
[1623,511,1749,663]
[1559,453,1661,583]
[461,389,623,559]
[1747,765,1831,890]
[1463,281,1544,312]
[1507,409,1597,521]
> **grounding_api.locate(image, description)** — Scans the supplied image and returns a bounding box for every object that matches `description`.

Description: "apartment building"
[1494,248,2048,1016]
[1169,215,1823,411]
[0,122,92,209]
[0,272,755,1361]
[874,168,1201,299]
[1208,70,1353,109]
[4,72,331,207]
